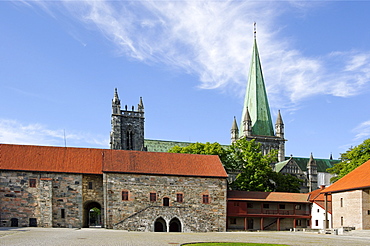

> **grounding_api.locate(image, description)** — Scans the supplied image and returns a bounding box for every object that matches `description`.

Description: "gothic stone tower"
[307,153,318,192]
[231,25,286,162]
[110,88,145,151]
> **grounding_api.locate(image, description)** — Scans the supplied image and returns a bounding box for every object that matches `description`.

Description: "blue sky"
[1,1,370,160]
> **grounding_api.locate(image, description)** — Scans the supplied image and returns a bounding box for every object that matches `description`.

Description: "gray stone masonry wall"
[39,179,53,227]
[0,171,83,228]
[106,173,227,232]
[52,174,83,228]
[82,174,104,227]
[82,175,104,206]
[1,171,40,227]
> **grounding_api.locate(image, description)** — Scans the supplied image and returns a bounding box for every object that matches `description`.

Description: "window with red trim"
[122,191,129,201]
[202,194,209,204]
[29,179,36,188]
[176,193,183,203]
[150,192,157,202]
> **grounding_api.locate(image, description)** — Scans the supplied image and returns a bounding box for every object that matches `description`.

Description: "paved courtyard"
[1,228,370,246]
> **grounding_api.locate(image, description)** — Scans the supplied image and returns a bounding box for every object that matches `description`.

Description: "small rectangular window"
[263,204,269,209]
[61,209,65,219]
[341,216,344,226]
[340,198,343,207]
[315,220,318,226]
[150,192,157,202]
[295,204,301,210]
[88,182,93,189]
[29,179,36,188]
[230,218,237,224]
[247,203,253,208]
[279,204,285,209]
[176,193,183,203]
[295,219,302,226]
[368,210,370,215]
[202,194,209,204]
[122,191,129,201]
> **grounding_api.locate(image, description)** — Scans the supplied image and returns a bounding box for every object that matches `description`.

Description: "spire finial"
[254,22,257,39]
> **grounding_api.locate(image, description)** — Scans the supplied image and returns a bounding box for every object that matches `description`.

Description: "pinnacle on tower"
[112,88,121,115]
[231,116,239,131]
[113,88,120,105]
[275,110,284,138]
[276,110,283,125]
[138,97,144,112]
[231,116,239,142]
[243,107,252,136]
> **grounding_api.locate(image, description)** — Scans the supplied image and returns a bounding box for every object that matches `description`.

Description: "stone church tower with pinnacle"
[110,88,146,151]
[231,24,286,162]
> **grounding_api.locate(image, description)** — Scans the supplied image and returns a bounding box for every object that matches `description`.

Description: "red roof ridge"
[0,144,228,178]
[322,158,370,194]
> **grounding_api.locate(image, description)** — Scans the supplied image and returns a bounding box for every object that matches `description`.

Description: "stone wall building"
[322,159,370,230]
[0,144,228,232]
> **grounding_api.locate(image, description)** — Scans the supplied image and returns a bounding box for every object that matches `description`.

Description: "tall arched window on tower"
[126,130,133,150]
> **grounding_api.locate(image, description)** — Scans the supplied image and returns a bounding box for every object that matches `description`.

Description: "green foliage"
[328,138,370,182]
[227,138,301,193]
[168,142,228,164]
[169,139,301,193]
[90,207,101,215]
[269,172,302,193]
[227,138,277,192]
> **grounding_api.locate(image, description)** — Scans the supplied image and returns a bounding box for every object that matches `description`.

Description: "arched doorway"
[154,217,167,232]
[83,201,102,228]
[169,217,181,232]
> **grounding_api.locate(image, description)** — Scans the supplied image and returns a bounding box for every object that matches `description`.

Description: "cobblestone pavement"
[1,228,370,246]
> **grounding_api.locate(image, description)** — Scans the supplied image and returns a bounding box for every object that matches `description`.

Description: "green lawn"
[183,243,289,246]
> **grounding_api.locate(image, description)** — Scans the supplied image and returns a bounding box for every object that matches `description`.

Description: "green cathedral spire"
[240,26,274,137]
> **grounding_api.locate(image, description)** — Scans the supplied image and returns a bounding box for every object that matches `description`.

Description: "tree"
[168,142,228,164]
[328,138,370,182]
[169,139,301,193]
[226,138,277,191]
[226,138,301,192]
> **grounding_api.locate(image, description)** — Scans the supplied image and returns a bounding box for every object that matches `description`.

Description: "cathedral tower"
[110,88,145,151]
[231,24,286,162]
[307,153,318,192]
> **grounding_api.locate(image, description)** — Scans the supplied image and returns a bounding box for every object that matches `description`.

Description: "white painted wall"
[311,202,331,229]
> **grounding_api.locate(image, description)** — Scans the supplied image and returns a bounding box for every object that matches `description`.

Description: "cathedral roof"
[240,34,274,137]
[0,144,228,178]
[322,159,370,194]
[228,190,310,203]
[275,156,339,173]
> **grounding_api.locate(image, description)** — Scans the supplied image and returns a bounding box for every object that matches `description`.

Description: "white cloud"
[18,1,370,110]
[0,119,108,148]
[352,120,370,141]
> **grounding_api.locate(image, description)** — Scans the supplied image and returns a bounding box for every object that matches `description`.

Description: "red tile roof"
[322,159,370,194]
[102,149,227,177]
[227,190,310,203]
[309,187,332,213]
[0,144,228,178]
[0,144,103,174]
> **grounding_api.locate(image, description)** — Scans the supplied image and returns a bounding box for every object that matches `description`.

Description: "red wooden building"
[227,190,311,231]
